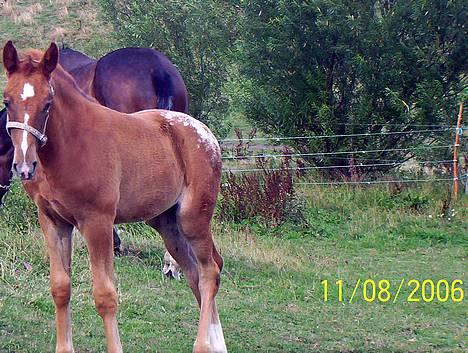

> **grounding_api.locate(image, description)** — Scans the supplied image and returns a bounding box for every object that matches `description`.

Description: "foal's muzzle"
[13,161,37,180]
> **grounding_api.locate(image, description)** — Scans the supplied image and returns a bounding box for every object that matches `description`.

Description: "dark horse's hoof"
[163,251,182,280]
[113,227,122,257]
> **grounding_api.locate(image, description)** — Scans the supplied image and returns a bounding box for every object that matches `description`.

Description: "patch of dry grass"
[1,2,43,24]
[0,0,116,93]
[213,222,308,271]
[49,26,68,41]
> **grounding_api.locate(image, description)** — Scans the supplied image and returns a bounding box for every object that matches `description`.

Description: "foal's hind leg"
[38,210,74,353]
[177,194,227,353]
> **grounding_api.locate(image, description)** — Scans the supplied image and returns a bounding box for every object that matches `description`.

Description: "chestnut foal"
[2,41,227,353]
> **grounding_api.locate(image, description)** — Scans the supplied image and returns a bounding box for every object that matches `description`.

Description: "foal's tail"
[151,68,174,111]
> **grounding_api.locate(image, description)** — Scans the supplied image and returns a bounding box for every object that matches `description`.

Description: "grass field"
[0,181,466,352]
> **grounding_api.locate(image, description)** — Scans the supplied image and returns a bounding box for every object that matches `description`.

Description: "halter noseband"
[5,121,48,146]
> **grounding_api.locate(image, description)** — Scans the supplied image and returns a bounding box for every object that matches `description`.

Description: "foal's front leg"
[38,211,74,353]
[80,217,122,353]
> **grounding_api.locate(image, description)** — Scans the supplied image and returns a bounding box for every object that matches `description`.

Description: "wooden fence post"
[453,101,464,199]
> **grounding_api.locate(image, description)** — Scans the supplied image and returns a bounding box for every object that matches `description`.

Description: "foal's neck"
[38,67,98,166]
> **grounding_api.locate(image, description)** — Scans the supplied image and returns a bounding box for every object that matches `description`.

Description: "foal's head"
[2,41,58,180]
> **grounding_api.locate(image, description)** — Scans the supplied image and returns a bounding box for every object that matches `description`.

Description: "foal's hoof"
[193,342,227,353]
[192,342,210,353]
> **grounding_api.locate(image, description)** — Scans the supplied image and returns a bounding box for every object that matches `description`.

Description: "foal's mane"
[19,49,96,103]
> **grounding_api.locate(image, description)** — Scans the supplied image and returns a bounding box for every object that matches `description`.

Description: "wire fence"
[226,122,464,131]
[224,159,454,173]
[220,128,453,143]
[296,176,466,186]
[221,144,454,160]
[220,124,466,187]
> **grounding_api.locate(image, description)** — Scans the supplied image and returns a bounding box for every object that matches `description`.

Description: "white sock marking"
[21,83,35,101]
[209,322,227,353]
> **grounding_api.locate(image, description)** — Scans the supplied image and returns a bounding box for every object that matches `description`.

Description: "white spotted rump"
[20,83,35,101]
[161,111,220,160]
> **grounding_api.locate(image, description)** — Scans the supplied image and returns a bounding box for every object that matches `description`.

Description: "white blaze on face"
[17,83,36,159]
[20,83,35,101]
[21,113,30,158]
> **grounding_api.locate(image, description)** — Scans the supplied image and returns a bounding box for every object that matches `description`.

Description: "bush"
[218,156,304,226]
[96,0,238,137]
[237,0,466,174]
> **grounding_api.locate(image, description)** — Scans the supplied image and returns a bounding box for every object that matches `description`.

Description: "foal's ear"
[2,40,19,75]
[41,42,59,77]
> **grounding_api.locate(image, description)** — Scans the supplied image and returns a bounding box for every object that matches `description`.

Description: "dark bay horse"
[3,42,226,353]
[58,48,96,73]
[0,108,13,203]
[93,47,188,113]
[64,47,188,114]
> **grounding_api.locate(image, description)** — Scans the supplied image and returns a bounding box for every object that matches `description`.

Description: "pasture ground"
[0,181,466,352]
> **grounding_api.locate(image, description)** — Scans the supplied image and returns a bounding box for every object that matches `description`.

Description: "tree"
[236,0,466,176]
[97,0,238,136]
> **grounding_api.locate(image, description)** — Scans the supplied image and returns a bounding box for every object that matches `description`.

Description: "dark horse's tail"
[152,68,174,111]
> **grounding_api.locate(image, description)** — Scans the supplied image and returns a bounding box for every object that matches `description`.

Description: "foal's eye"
[44,102,52,111]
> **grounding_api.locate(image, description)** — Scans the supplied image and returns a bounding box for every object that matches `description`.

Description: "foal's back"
[65,103,221,224]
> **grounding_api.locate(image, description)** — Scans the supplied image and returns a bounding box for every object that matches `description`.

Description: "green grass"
[0,181,466,352]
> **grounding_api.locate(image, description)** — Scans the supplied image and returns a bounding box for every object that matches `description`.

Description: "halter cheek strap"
[6,121,48,146]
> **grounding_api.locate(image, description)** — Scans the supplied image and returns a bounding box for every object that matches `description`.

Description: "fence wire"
[219,125,465,186]
[221,144,455,160]
[296,175,466,186]
[220,128,452,143]
[223,159,454,173]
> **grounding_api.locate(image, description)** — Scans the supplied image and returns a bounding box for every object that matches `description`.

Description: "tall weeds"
[218,155,304,226]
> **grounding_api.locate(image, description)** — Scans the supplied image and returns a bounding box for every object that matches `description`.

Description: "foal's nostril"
[13,163,18,173]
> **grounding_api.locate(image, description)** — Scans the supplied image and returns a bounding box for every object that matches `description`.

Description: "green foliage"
[96,0,238,137]
[237,0,466,174]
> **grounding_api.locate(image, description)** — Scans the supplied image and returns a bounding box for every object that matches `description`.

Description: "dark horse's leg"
[112,227,121,256]
[146,206,200,301]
